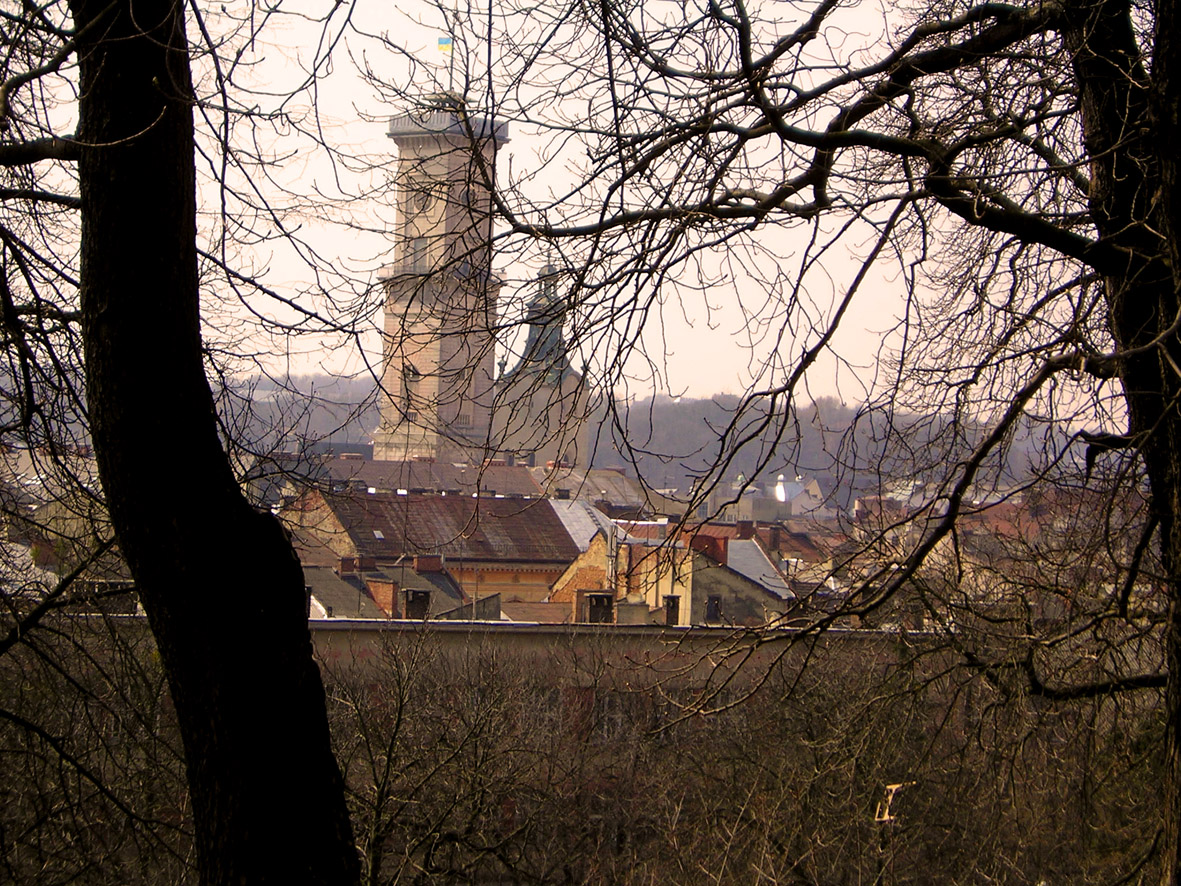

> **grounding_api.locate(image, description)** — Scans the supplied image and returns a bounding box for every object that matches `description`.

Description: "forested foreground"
[0,619,1161,885]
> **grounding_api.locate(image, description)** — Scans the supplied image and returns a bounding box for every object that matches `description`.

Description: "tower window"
[409,188,432,214]
[402,364,422,419]
[405,236,427,272]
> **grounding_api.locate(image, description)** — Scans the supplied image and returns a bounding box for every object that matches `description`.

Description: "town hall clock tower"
[373,94,508,462]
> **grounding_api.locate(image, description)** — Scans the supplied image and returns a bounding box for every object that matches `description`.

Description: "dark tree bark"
[1066,1,1181,880]
[1154,0,1181,877]
[69,0,359,881]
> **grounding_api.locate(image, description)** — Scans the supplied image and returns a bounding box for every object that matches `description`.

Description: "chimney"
[689,534,727,564]
[337,557,356,575]
[737,520,755,540]
[414,554,444,573]
[365,577,397,616]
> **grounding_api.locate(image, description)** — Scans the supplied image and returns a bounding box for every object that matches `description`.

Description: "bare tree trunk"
[1066,0,1181,880]
[1155,0,1181,876]
[69,0,358,881]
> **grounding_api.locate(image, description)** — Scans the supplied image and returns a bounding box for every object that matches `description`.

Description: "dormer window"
[585,593,614,624]
[404,589,431,620]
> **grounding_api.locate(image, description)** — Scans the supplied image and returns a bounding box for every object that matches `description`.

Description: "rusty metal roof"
[322,491,581,564]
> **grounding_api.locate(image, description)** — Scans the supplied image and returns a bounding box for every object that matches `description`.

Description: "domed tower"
[373,94,508,462]
[492,265,590,468]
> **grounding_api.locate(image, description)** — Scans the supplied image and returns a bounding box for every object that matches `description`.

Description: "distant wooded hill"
[233,376,1054,513]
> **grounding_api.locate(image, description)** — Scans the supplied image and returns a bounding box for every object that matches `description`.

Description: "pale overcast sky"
[191,0,905,403]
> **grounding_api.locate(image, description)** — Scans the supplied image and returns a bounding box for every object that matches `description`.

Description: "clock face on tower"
[408,187,433,215]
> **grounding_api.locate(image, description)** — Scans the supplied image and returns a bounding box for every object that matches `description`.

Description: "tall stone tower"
[373,94,508,462]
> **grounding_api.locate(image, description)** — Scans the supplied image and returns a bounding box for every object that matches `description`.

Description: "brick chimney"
[365,577,397,617]
[414,554,444,573]
[689,534,728,565]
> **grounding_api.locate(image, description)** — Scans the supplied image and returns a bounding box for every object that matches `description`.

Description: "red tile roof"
[686,520,848,562]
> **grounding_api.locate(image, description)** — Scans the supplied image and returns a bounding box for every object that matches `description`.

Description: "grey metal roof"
[529,467,652,508]
[548,499,618,550]
[388,94,509,143]
[304,566,384,619]
[324,458,542,498]
[369,564,465,609]
[726,539,794,601]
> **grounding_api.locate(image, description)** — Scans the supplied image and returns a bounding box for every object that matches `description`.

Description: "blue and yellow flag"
[438,36,453,53]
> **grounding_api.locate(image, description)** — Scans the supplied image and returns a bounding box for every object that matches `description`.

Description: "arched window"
[402,363,421,420]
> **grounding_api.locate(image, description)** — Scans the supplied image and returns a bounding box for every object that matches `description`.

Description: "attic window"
[373,530,385,540]
[663,595,680,626]
[705,595,723,624]
[586,593,614,624]
[405,589,431,620]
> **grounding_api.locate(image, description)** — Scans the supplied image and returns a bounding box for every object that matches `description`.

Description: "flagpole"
[438,35,455,94]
